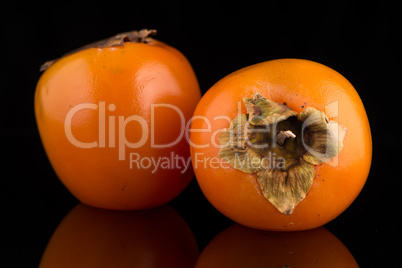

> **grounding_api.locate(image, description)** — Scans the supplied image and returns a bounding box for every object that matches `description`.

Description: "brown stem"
[40,29,157,71]
[275,130,296,146]
[218,93,346,215]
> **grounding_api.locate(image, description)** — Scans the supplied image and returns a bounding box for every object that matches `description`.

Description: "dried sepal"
[300,107,347,165]
[244,93,298,126]
[257,158,315,215]
[218,93,347,215]
[218,114,264,173]
[40,29,157,71]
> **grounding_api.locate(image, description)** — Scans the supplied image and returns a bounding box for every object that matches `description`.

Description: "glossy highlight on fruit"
[35,30,201,210]
[190,58,371,230]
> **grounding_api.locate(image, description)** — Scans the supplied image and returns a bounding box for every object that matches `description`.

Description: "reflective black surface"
[3,1,399,266]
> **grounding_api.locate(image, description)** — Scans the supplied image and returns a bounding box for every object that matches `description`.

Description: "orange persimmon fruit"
[190,58,371,230]
[35,30,201,210]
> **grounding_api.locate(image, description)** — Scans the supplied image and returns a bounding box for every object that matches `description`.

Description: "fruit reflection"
[195,224,358,268]
[39,203,198,267]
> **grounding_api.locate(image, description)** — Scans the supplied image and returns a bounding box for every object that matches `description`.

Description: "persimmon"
[195,224,358,267]
[35,30,201,210]
[190,59,371,230]
[39,204,199,268]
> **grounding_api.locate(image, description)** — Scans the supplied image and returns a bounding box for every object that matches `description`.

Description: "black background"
[2,1,400,266]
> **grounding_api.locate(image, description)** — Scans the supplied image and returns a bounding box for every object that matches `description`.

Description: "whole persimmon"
[195,224,358,267]
[35,30,201,210]
[39,204,199,268]
[190,58,371,230]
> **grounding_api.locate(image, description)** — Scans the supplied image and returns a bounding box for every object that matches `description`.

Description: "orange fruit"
[190,58,371,230]
[35,30,201,210]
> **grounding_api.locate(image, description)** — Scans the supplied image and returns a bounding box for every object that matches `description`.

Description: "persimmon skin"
[35,39,201,210]
[190,59,372,231]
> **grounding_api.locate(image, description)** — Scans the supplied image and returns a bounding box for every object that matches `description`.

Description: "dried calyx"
[40,29,157,71]
[218,93,347,215]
